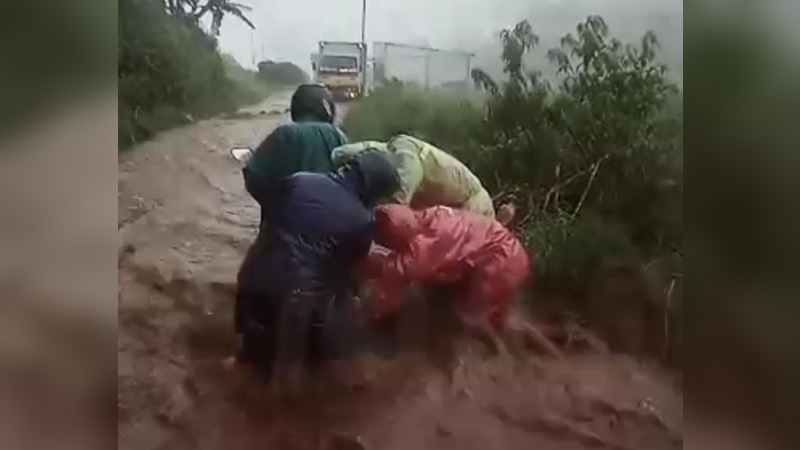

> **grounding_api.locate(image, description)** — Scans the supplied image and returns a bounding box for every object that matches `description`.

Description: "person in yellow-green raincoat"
[331,134,495,218]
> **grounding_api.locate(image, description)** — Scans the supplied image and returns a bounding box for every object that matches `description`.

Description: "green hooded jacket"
[245,119,348,204]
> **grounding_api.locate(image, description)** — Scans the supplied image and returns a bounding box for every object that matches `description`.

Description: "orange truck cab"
[311,41,366,101]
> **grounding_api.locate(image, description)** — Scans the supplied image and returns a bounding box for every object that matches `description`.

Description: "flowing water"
[114,91,692,450]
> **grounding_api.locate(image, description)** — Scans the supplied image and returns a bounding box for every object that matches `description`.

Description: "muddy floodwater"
[113,90,690,450]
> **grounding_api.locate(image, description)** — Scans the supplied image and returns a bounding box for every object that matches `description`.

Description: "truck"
[311,41,366,101]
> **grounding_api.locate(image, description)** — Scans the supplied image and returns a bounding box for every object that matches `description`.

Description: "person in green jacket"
[331,134,495,218]
[243,84,348,208]
[238,84,349,303]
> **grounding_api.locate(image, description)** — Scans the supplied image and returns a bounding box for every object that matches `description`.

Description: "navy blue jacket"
[237,153,400,303]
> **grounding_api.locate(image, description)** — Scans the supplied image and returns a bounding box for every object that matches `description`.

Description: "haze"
[218,0,683,81]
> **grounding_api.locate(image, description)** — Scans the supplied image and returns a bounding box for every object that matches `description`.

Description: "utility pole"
[360,0,366,44]
[466,55,472,86]
[360,0,367,94]
[250,31,255,68]
[424,54,431,89]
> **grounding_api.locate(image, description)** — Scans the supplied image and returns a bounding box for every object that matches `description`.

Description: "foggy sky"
[217,0,683,77]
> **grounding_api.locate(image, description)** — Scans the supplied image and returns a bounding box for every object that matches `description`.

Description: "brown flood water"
[1,91,771,450]
[113,91,693,450]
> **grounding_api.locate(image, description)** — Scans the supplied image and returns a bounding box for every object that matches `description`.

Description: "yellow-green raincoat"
[331,135,494,217]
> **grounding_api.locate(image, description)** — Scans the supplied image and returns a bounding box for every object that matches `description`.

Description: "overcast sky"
[217,0,684,76]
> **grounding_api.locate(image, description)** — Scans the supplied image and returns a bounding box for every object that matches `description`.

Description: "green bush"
[346,16,683,294]
[521,212,638,292]
[343,81,484,152]
[468,17,681,253]
[223,55,274,105]
[257,60,309,86]
[118,0,269,149]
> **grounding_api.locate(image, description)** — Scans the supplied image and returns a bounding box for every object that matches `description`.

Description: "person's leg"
[504,313,564,359]
[236,293,281,381]
[271,290,315,392]
[453,248,554,359]
[452,273,512,357]
[233,291,248,346]
[226,291,250,370]
[304,287,354,372]
[305,300,328,375]
[476,261,564,359]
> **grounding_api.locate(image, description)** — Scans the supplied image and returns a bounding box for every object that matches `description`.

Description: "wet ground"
[0,88,777,449]
[114,90,693,450]
[0,89,776,450]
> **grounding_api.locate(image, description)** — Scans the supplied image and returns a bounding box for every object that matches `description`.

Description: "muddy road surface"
[117,90,687,450]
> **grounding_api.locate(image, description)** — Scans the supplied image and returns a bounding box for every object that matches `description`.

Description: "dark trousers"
[235,288,354,381]
[235,292,282,380]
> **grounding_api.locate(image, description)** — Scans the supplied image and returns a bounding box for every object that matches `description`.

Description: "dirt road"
[117,91,688,450]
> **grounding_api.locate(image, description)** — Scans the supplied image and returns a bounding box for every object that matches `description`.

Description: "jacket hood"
[373,204,420,249]
[290,84,336,123]
[334,152,400,208]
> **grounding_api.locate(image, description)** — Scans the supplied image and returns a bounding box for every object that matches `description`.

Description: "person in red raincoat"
[366,203,527,330]
[362,204,563,357]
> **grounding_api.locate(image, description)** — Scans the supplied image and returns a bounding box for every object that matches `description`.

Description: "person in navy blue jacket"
[234,152,400,383]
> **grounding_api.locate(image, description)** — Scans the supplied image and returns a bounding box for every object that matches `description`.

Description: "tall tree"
[162,0,254,36]
[194,0,255,36]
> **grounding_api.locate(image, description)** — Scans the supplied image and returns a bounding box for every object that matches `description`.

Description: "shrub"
[257,60,309,86]
[522,212,638,292]
[343,82,483,151]
[223,55,274,105]
[346,16,683,297]
[467,17,681,254]
[118,0,269,149]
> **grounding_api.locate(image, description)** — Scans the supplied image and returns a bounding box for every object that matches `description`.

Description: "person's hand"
[497,203,516,226]
[355,245,391,280]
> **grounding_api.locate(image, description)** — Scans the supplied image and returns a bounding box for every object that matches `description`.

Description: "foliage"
[469,16,681,288]
[470,16,680,253]
[163,0,255,36]
[343,81,483,152]
[347,16,683,292]
[521,212,638,291]
[224,55,274,105]
[118,0,267,149]
[257,60,309,86]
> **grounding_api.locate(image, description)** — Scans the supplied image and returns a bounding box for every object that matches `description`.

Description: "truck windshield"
[319,55,358,72]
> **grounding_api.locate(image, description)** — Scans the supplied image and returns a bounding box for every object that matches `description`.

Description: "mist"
[217,0,683,82]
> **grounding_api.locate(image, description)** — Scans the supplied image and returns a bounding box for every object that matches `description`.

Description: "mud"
[113,89,693,450]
